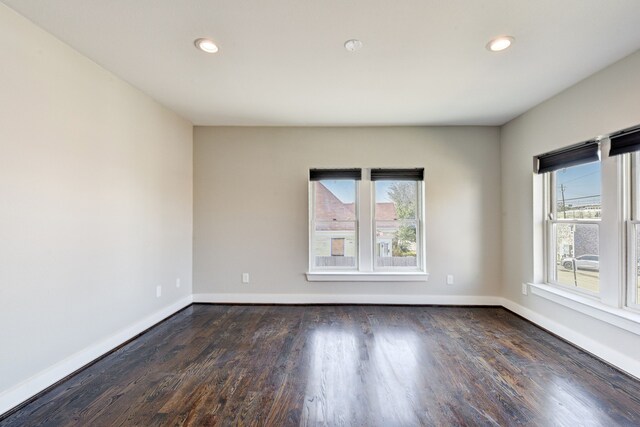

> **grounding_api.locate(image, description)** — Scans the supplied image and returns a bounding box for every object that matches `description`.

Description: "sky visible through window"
[321,180,355,203]
[321,180,395,203]
[375,181,394,203]
[555,161,601,208]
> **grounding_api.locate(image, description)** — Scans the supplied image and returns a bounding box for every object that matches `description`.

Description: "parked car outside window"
[561,254,599,271]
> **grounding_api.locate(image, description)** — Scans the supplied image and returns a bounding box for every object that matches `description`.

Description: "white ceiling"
[4,0,640,126]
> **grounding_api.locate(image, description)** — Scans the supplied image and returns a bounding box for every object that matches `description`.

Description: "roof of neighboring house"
[315,182,356,221]
[315,183,397,231]
[375,202,396,221]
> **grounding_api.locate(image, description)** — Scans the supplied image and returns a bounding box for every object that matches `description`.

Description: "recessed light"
[194,38,219,53]
[344,39,363,52]
[486,36,514,52]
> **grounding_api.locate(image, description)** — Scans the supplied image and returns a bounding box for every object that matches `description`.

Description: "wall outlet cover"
[522,283,528,295]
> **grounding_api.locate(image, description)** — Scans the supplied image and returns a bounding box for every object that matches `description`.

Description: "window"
[620,130,640,309]
[537,141,601,295]
[330,238,345,256]
[373,178,420,269]
[309,169,360,270]
[548,161,601,293]
[531,126,640,332]
[308,168,425,279]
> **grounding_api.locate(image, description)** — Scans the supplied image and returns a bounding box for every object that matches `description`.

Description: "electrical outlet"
[446,274,454,285]
[176,278,181,288]
[242,273,250,284]
[156,285,162,298]
[522,283,528,295]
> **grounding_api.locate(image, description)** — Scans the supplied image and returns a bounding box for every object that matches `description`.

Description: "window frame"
[543,161,602,297]
[625,220,640,310]
[532,134,640,335]
[308,179,360,272]
[371,179,424,272]
[626,153,640,311]
[307,168,428,281]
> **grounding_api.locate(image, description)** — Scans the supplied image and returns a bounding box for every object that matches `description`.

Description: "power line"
[556,170,599,185]
[562,194,601,202]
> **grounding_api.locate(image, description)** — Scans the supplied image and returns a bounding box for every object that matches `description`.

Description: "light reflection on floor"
[304,328,358,425]
[370,329,422,425]
[303,326,423,426]
[545,376,606,427]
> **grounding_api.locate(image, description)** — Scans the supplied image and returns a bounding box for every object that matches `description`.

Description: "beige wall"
[194,126,501,299]
[501,50,640,371]
[0,4,193,396]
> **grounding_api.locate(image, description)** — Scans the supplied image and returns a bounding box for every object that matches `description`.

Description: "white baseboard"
[0,295,193,417]
[499,297,640,379]
[193,293,501,305]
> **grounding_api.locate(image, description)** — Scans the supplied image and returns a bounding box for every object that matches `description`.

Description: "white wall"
[0,4,193,410]
[501,50,640,373]
[193,126,501,302]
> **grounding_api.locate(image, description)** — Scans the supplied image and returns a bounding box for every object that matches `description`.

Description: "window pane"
[313,222,356,267]
[553,223,599,292]
[554,161,601,219]
[375,181,417,220]
[312,180,357,268]
[375,181,418,268]
[314,180,355,221]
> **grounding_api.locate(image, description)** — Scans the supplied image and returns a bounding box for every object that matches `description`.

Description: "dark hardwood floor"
[2,305,640,426]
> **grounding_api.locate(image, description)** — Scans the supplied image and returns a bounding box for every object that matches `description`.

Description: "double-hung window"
[372,169,423,270]
[536,141,601,294]
[534,125,640,315]
[308,168,426,280]
[309,168,360,270]
[610,127,640,309]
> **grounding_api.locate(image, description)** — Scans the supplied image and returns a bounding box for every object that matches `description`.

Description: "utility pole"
[560,184,566,219]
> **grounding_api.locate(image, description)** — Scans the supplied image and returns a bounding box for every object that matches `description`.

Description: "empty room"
[2,0,640,425]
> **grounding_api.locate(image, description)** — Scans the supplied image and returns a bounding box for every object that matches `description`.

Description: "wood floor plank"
[2,305,640,426]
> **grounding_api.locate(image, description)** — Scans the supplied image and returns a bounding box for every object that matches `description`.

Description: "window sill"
[529,283,640,336]
[306,271,429,282]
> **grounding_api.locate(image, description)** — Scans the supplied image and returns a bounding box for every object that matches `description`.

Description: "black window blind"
[370,168,424,181]
[609,127,640,157]
[534,141,599,174]
[309,168,362,181]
